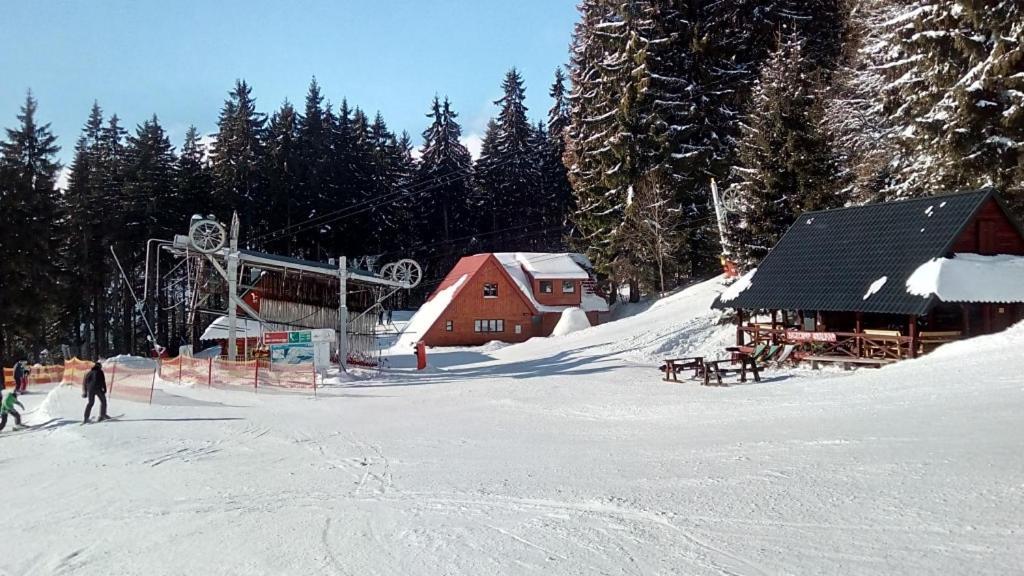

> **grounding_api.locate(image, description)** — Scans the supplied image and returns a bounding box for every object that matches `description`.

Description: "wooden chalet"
[411,252,609,347]
[712,189,1024,366]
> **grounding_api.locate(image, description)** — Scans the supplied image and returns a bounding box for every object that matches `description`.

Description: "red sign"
[264,331,289,344]
[787,331,837,343]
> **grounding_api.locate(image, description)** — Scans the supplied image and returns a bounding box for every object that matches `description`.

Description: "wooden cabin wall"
[950,199,1024,255]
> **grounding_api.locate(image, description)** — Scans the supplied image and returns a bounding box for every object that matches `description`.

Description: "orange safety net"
[62,358,94,387]
[211,358,257,390]
[107,361,155,404]
[4,365,65,388]
[256,360,316,390]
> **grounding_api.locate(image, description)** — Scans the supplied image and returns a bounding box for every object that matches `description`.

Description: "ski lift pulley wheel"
[188,219,227,253]
[721,188,742,213]
[385,259,422,288]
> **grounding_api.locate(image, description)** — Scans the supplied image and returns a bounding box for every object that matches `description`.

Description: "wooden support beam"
[855,312,863,358]
[909,315,918,359]
[735,309,745,346]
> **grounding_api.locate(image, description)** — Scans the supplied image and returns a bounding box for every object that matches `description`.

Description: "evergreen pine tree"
[0,92,62,355]
[474,69,540,250]
[728,37,842,269]
[262,101,299,251]
[211,79,266,233]
[419,96,473,248]
[875,0,1024,216]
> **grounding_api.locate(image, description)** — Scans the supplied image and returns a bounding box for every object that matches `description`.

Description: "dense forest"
[1,0,1021,358]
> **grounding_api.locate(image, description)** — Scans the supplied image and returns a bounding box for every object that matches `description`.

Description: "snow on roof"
[493,254,607,313]
[719,268,756,303]
[906,254,1024,303]
[863,276,888,300]
[201,316,268,341]
[396,274,469,349]
[505,252,591,280]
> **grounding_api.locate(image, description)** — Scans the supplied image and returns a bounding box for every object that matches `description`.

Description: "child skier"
[0,390,25,432]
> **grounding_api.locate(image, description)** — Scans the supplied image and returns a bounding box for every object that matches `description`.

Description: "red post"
[416,341,427,370]
[312,364,317,398]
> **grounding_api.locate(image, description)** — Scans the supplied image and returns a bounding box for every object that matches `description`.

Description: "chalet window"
[514,324,522,334]
[445,320,453,332]
[483,283,498,298]
[539,281,553,294]
[562,281,575,293]
[474,319,505,333]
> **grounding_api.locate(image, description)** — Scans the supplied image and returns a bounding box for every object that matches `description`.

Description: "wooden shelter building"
[712,189,1024,364]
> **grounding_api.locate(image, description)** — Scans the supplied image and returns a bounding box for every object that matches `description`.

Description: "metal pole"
[710,178,731,258]
[338,256,348,373]
[227,213,240,361]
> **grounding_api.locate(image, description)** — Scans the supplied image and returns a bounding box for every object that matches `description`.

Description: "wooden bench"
[918,331,961,353]
[803,355,894,370]
[862,329,903,358]
[662,357,704,382]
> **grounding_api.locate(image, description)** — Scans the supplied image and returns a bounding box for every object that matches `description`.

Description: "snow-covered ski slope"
[4,277,1023,575]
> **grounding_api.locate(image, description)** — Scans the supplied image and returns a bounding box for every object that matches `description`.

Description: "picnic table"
[662,357,704,382]
[703,355,761,386]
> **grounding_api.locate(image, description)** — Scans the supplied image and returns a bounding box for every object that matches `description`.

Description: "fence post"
[109,362,117,395]
[313,364,317,398]
[149,364,157,405]
[208,358,213,388]
[178,357,182,385]
[254,360,259,393]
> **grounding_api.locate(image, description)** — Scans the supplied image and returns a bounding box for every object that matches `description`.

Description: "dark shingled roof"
[713,189,1005,316]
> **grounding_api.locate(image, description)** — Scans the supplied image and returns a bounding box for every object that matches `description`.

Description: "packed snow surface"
[4,277,1023,575]
[550,307,592,336]
[906,253,1024,302]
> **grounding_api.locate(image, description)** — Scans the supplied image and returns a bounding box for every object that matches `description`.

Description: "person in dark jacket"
[13,361,28,393]
[82,362,110,423]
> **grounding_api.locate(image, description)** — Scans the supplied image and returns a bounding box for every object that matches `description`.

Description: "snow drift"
[550,307,591,336]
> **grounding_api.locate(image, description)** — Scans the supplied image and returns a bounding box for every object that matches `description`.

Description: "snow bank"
[906,253,1024,302]
[395,274,468,349]
[551,308,592,337]
[719,268,756,303]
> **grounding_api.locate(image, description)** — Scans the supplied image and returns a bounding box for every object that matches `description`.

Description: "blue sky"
[0,0,579,166]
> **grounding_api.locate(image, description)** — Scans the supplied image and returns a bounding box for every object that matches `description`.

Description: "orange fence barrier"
[157,357,317,393]
[211,358,259,391]
[158,357,215,387]
[3,364,65,388]
[107,360,156,404]
[62,358,94,387]
[256,360,317,392]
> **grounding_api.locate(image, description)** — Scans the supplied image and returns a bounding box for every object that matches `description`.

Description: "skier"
[0,390,25,432]
[13,361,29,394]
[82,362,110,424]
[387,309,393,325]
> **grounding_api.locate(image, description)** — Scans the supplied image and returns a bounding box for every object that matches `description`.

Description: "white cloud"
[461,133,483,160]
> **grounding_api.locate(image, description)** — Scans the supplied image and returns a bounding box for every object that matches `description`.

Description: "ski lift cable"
[252,153,524,243]
[251,160,501,244]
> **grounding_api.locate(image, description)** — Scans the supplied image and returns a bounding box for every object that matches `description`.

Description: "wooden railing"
[740,326,916,360]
